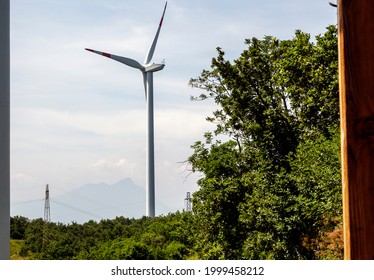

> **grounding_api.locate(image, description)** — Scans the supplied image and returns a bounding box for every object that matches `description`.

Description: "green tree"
[289,126,342,259]
[21,218,45,258]
[76,212,196,260]
[188,25,340,259]
[84,237,152,260]
[189,137,249,259]
[10,216,30,240]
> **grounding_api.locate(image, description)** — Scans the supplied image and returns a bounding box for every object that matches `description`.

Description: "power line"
[51,199,104,220]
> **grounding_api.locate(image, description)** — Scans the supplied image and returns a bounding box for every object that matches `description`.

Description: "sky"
[10,0,337,219]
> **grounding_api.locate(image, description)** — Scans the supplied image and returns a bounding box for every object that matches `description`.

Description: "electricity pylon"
[42,184,51,258]
[184,192,192,212]
[44,184,51,222]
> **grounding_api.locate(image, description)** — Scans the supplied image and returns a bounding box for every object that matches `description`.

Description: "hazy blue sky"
[10,0,337,217]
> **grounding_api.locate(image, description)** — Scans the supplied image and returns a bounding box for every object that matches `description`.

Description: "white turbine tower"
[85,2,167,218]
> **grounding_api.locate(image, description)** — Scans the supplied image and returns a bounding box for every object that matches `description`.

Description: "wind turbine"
[85,2,167,218]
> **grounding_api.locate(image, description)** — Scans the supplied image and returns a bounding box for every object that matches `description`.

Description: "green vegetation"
[10,25,343,260]
[11,213,196,260]
[188,24,341,260]
[10,239,29,260]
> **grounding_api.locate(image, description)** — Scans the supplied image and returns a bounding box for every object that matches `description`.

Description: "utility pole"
[0,0,10,260]
[338,0,374,259]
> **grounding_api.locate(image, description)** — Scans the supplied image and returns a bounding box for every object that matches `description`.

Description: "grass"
[10,239,30,260]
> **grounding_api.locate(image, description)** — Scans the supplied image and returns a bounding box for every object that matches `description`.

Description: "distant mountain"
[11,178,172,224]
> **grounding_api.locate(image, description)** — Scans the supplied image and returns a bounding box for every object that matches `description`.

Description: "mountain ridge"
[11,178,171,224]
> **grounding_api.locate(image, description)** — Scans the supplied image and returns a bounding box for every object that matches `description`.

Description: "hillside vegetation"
[11,25,343,260]
[11,213,196,260]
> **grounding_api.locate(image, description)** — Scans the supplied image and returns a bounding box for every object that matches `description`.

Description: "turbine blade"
[144,2,167,65]
[85,48,144,70]
[143,72,147,100]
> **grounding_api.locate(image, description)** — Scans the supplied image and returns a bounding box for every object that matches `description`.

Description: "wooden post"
[338,0,374,259]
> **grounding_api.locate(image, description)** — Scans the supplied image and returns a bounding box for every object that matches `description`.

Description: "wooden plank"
[338,0,374,259]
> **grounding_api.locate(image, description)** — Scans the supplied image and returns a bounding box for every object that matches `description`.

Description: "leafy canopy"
[188,25,342,259]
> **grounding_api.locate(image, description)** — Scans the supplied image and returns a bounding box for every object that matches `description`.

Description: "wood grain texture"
[338,0,374,259]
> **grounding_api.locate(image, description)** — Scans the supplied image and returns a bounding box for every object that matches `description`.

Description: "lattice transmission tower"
[184,192,192,212]
[44,184,50,222]
[42,184,51,257]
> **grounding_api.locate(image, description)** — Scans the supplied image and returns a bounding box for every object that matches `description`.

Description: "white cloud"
[87,158,140,184]
[12,108,145,137]
[11,172,35,184]
[90,159,111,168]
[90,158,137,171]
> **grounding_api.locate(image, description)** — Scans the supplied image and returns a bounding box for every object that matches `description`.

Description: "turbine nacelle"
[144,63,165,73]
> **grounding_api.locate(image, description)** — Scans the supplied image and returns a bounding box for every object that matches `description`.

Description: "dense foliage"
[10,25,343,260]
[188,24,342,259]
[11,213,196,260]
